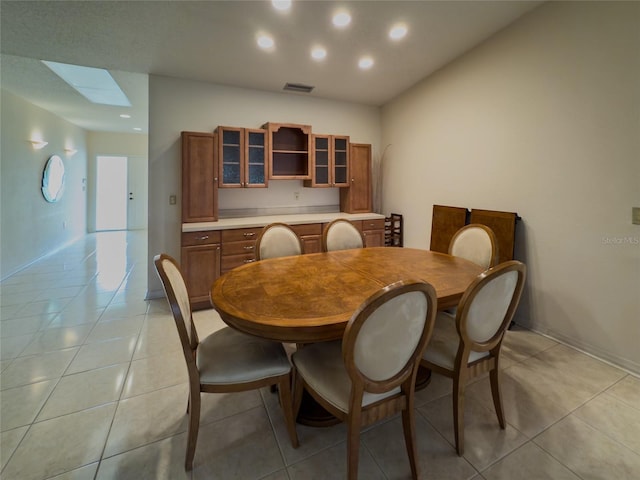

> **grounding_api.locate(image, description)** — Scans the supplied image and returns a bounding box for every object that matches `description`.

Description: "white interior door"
[96,155,127,231]
[126,155,148,230]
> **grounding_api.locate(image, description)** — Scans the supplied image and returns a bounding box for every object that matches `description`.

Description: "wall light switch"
[169,195,177,205]
[633,207,640,225]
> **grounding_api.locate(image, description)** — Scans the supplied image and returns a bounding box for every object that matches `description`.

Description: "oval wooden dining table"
[210,247,484,426]
[210,247,484,344]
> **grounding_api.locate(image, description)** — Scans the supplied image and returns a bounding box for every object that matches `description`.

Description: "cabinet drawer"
[221,227,263,242]
[362,218,385,231]
[291,223,322,236]
[222,240,256,255]
[222,253,256,272]
[182,230,221,246]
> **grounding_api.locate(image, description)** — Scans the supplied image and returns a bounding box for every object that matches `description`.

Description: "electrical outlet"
[169,195,177,205]
[294,191,300,201]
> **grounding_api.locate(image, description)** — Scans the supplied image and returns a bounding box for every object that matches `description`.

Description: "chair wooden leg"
[278,374,299,448]
[490,368,506,429]
[452,375,466,456]
[185,389,201,470]
[292,368,304,420]
[401,405,419,480]
[347,415,361,480]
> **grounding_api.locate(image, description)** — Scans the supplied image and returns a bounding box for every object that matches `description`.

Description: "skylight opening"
[42,60,131,107]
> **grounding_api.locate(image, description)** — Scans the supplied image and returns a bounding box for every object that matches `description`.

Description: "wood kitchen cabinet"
[181,131,218,223]
[263,122,312,179]
[340,143,372,213]
[220,227,262,274]
[361,218,386,247]
[216,126,268,188]
[291,223,322,253]
[303,135,350,188]
[181,231,221,310]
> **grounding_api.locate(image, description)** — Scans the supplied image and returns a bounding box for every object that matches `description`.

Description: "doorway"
[96,155,147,231]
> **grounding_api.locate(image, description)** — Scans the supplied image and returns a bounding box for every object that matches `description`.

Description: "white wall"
[381,1,640,373]
[1,90,88,279]
[148,76,381,296]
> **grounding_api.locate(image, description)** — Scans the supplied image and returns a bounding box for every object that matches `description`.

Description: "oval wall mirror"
[42,154,65,202]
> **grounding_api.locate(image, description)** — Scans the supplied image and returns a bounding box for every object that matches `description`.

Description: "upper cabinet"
[216,126,268,188]
[263,122,312,180]
[304,135,350,188]
[181,131,218,223]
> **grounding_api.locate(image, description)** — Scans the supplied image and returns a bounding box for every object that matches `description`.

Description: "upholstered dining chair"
[322,218,365,252]
[255,222,304,260]
[421,260,526,456]
[153,254,299,470]
[292,279,438,480]
[448,224,499,269]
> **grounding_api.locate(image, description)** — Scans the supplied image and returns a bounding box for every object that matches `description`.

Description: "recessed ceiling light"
[272,0,291,11]
[120,114,131,119]
[311,46,327,61]
[389,23,408,40]
[358,56,374,70]
[332,10,351,28]
[257,34,275,50]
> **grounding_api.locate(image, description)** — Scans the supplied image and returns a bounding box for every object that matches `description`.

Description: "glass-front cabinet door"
[245,129,268,187]
[332,136,349,187]
[305,134,350,188]
[217,126,267,188]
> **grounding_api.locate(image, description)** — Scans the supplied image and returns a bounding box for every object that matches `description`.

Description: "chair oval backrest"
[449,224,498,269]
[323,219,365,252]
[457,260,526,348]
[255,223,303,260]
[153,254,197,352]
[344,280,437,392]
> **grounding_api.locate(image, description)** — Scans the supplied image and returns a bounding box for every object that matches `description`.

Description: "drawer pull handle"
[197,235,209,241]
[243,232,256,237]
[243,245,254,250]
[244,259,256,263]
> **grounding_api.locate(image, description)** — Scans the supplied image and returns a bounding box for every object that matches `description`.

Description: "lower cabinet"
[291,223,322,254]
[354,218,386,247]
[181,231,221,310]
[221,227,262,274]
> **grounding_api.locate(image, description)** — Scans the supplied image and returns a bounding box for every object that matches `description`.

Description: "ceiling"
[0,0,542,134]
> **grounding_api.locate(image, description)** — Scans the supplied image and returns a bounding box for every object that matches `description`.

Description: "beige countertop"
[182,212,386,232]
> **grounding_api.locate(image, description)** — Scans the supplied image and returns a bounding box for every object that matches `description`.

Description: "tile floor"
[1,231,639,479]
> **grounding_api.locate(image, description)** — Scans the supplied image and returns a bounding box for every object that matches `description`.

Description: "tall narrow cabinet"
[181,131,218,222]
[340,143,372,213]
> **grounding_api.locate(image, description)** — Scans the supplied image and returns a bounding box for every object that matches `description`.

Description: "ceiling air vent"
[283,82,314,93]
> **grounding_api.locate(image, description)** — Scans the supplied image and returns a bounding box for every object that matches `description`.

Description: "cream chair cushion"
[465,270,518,343]
[450,227,494,269]
[422,313,489,370]
[325,221,364,252]
[354,291,427,380]
[258,225,302,260]
[197,327,291,385]
[293,341,400,413]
